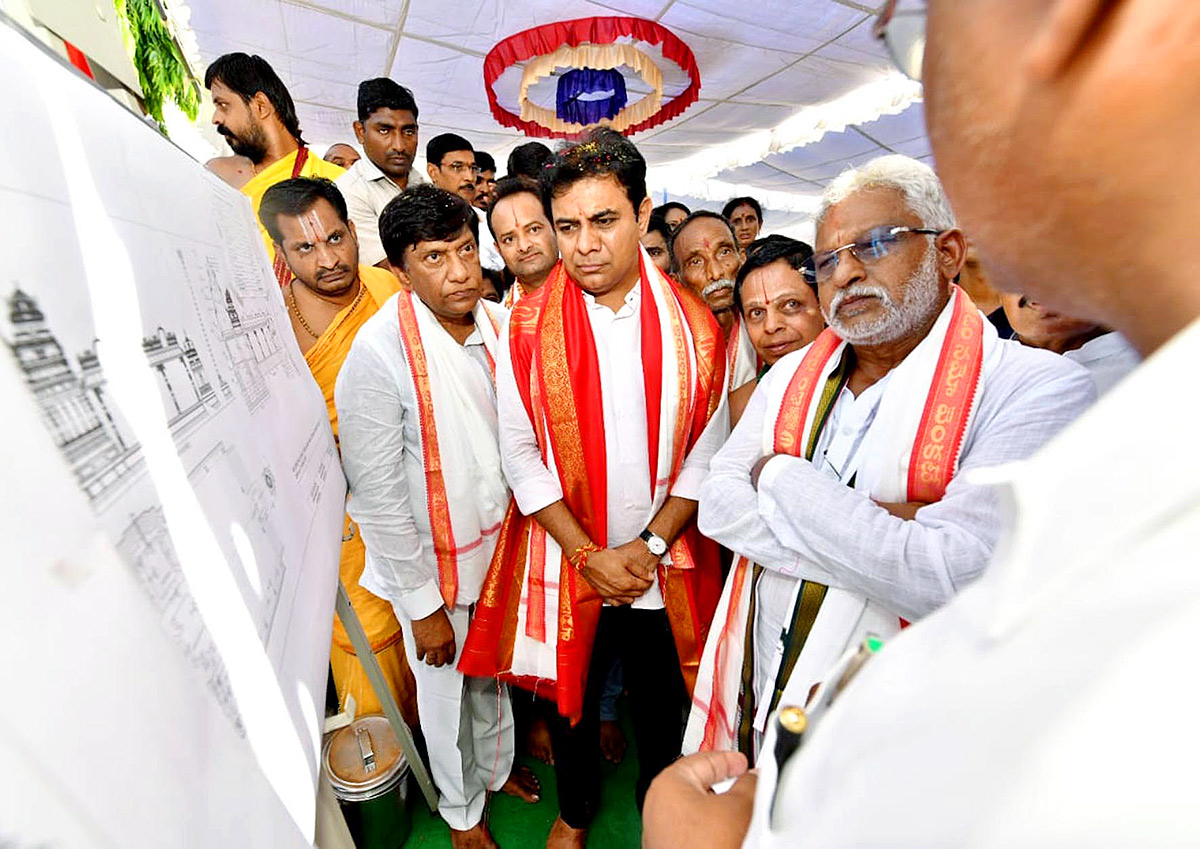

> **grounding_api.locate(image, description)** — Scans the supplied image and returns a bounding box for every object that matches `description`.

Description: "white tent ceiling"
[184,0,932,238]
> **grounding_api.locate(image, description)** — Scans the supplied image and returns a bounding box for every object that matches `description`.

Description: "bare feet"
[449,821,498,849]
[546,815,587,849]
[528,716,555,765]
[500,763,541,803]
[599,719,626,764]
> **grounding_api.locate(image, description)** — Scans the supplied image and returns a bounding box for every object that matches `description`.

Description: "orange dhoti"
[329,515,419,728]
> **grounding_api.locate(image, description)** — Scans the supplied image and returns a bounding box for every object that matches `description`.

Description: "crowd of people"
[195,0,1198,844]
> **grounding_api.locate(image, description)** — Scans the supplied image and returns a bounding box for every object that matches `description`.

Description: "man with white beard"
[684,155,1094,762]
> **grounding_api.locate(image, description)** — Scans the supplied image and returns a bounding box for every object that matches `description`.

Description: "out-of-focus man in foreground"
[644,0,1200,845]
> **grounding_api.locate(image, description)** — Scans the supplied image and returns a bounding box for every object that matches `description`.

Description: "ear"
[426,162,438,183]
[636,196,653,237]
[250,90,274,121]
[936,228,968,282]
[347,218,358,245]
[1026,0,1116,80]
[389,257,412,290]
[353,121,366,145]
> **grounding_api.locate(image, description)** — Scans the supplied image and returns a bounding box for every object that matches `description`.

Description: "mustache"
[827,283,893,317]
[316,264,353,281]
[702,279,734,298]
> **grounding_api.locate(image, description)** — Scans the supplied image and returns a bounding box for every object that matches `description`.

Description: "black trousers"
[550,606,688,829]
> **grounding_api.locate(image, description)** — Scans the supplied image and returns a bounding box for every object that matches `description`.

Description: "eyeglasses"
[802,226,941,284]
[440,161,480,175]
[874,0,927,81]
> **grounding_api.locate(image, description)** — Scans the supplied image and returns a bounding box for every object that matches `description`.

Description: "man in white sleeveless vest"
[335,185,538,849]
[684,155,1095,761]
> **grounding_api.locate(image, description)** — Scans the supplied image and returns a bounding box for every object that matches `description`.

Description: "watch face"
[648,536,668,556]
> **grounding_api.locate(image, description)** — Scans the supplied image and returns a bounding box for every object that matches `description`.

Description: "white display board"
[0,17,345,848]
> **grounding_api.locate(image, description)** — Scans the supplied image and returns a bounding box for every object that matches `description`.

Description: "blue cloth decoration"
[556,67,628,125]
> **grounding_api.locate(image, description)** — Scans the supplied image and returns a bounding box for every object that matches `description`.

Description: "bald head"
[324,143,360,170]
[923,0,1200,354]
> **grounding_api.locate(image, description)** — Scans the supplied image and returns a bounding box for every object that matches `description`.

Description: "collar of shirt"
[580,279,642,319]
[816,373,892,481]
[353,154,416,191]
[1066,331,1135,367]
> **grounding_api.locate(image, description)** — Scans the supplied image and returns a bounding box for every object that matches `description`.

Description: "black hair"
[486,175,542,238]
[732,235,814,314]
[356,77,419,122]
[378,184,479,269]
[655,201,691,220]
[668,210,738,268]
[542,127,647,221]
[474,151,496,173]
[204,53,303,145]
[426,133,474,166]
[258,177,348,245]
[506,141,553,179]
[644,208,675,271]
[722,196,763,223]
[481,266,507,302]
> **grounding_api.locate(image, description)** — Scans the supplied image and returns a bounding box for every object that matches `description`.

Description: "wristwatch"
[639,529,668,557]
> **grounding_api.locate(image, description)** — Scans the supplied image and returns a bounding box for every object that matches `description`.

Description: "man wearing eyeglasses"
[648,1,1200,846]
[426,133,504,271]
[681,150,1092,772]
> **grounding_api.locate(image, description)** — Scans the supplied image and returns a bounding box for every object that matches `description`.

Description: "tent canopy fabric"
[186,0,932,237]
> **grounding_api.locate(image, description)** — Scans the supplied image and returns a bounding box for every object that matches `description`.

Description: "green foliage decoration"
[113,0,200,131]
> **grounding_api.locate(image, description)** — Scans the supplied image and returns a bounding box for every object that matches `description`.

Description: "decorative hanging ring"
[483,16,701,139]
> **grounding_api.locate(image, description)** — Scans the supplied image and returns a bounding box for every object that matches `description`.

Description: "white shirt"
[475,207,504,272]
[497,281,729,610]
[750,372,891,726]
[1063,330,1140,397]
[744,317,1200,849]
[335,157,425,267]
[335,294,496,621]
[699,337,1096,622]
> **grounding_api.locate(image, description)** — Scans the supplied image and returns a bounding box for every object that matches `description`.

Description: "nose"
[828,247,867,290]
[313,241,339,268]
[575,222,600,255]
[762,305,784,335]
[445,248,472,283]
[703,254,724,283]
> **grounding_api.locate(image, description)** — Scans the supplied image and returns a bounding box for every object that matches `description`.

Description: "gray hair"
[816,154,956,231]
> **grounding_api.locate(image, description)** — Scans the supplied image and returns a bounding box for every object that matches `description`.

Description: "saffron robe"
[301,264,413,720]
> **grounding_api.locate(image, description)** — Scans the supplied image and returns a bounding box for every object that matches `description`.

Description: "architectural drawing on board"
[116,506,242,732]
[221,285,286,413]
[3,288,223,505]
[191,441,288,640]
[6,287,139,502]
[175,248,295,415]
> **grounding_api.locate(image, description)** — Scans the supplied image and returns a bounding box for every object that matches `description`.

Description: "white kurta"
[743,317,1200,848]
[696,333,1095,752]
[496,280,729,610]
[334,293,513,831]
[699,336,1096,621]
[1062,330,1140,397]
[474,206,505,272]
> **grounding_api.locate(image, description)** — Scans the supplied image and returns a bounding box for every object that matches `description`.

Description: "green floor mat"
[403,710,642,849]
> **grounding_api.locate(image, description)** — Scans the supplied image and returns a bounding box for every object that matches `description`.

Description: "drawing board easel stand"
[333,579,439,811]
